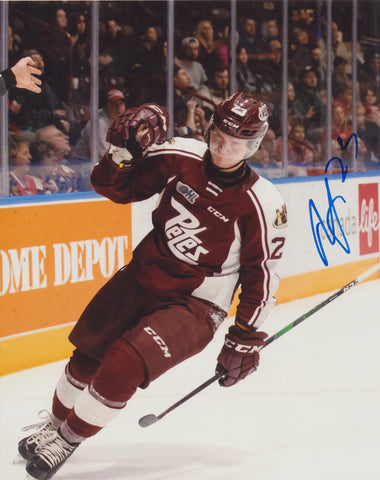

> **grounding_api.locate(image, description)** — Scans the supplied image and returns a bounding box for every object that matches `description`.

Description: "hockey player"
[18,92,287,480]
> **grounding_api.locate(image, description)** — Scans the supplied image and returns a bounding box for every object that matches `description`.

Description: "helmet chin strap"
[213,159,246,171]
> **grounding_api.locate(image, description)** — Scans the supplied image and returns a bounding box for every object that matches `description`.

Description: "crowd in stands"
[6,0,380,196]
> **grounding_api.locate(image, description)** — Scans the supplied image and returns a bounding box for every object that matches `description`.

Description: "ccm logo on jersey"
[165,197,209,265]
[143,327,172,358]
[225,338,262,353]
[207,206,229,223]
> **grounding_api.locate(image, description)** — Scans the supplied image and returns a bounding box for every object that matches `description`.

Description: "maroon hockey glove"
[216,325,268,387]
[106,103,169,151]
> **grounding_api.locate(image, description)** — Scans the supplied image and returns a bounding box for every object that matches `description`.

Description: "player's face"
[209,127,249,170]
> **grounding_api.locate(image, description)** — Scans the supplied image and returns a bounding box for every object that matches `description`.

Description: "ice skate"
[17,411,58,462]
[25,429,79,480]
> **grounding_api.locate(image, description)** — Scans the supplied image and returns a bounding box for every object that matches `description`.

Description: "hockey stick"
[138,261,380,428]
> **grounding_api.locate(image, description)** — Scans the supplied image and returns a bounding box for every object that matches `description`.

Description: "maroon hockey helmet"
[213,92,269,139]
[207,92,269,158]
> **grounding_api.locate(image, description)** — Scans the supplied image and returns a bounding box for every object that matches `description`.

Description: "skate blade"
[13,453,26,464]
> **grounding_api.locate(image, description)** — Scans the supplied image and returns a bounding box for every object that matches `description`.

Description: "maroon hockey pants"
[58,260,225,413]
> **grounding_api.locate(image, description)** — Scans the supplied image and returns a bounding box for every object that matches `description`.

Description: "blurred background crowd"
[2,0,380,196]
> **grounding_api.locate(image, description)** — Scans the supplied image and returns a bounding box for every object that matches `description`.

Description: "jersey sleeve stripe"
[246,187,272,327]
[147,147,204,162]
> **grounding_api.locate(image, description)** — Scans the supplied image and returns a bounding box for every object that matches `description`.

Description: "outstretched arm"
[11,57,42,93]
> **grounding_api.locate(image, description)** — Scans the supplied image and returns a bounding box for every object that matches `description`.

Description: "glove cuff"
[108,146,134,168]
[228,324,268,343]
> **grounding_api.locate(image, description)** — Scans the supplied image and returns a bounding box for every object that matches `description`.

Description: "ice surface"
[1,279,379,480]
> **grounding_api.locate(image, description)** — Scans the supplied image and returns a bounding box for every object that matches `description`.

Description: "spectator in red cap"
[73,89,127,161]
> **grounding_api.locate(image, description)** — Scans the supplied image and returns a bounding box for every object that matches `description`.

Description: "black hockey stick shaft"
[264,260,380,347]
[139,261,380,427]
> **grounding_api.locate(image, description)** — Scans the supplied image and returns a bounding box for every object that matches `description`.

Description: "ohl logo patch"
[358,183,379,255]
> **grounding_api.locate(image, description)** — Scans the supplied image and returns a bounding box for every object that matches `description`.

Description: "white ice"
[1,279,379,480]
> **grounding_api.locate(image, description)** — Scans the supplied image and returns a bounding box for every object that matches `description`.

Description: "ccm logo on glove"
[224,337,263,353]
[216,325,268,387]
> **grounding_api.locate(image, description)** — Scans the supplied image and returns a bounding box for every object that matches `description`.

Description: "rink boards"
[1,172,379,375]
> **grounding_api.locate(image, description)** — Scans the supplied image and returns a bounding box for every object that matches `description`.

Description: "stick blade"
[138,414,159,428]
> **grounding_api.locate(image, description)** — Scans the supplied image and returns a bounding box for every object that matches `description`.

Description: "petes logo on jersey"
[176,181,199,204]
[165,197,209,265]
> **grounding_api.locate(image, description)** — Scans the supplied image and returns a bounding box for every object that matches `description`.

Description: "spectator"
[331,104,353,144]
[247,145,271,169]
[286,120,315,164]
[289,27,314,79]
[193,19,223,76]
[8,25,20,66]
[173,66,193,119]
[258,18,282,53]
[99,18,129,79]
[236,46,261,94]
[334,83,355,122]
[358,52,380,97]
[254,40,283,93]
[287,81,298,119]
[237,17,261,70]
[357,103,380,163]
[296,7,320,44]
[8,90,23,134]
[176,37,208,90]
[269,80,300,136]
[43,7,72,103]
[310,46,327,91]
[69,12,91,97]
[30,140,74,194]
[132,26,164,79]
[319,21,351,75]
[0,56,41,96]
[261,127,282,165]
[332,56,350,99]
[9,133,43,196]
[35,125,71,162]
[361,86,380,125]
[74,89,127,161]
[198,65,229,112]
[34,125,82,193]
[175,98,208,140]
[294,66,325,140]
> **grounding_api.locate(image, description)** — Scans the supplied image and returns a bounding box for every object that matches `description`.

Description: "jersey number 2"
[271,237,285,259]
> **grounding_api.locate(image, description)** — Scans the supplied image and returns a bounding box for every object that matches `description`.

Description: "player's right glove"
[106,103,169,154]
[216,325,268,387]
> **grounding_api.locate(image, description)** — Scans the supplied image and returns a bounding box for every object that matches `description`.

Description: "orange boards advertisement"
[0,194,132,374]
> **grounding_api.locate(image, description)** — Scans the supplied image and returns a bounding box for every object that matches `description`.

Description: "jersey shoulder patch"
[247,176,288,229]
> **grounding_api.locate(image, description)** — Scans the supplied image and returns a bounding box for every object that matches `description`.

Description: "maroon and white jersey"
[91,137,287,329]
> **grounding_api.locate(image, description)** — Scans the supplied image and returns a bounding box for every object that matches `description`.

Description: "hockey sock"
[53,350,100,422]
[61,384,125,442]
[62,338,146,441]
[52,365,89,422]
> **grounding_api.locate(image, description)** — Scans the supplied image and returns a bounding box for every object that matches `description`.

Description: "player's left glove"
[106,103,169,151]
[216,325,268,387]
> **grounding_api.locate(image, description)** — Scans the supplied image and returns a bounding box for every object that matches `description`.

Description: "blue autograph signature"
[308,133,358,266]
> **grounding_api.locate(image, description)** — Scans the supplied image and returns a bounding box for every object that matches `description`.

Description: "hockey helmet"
[208,92,269,158]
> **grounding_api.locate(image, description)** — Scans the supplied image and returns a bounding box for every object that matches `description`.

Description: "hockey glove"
[216,325,268,387]
[106,103,169,152]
